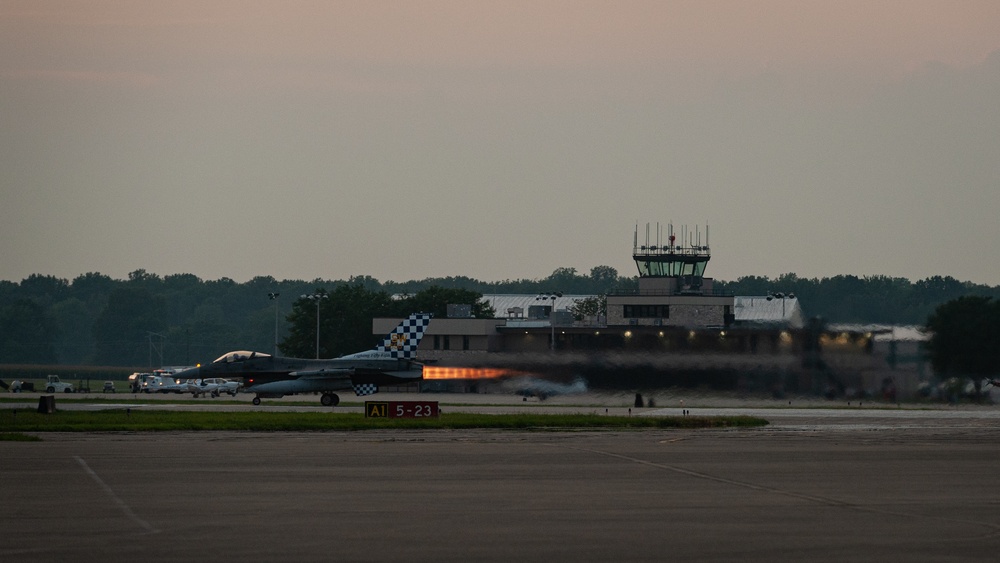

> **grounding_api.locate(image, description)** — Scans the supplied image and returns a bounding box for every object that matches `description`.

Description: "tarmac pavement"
[3,393,1000,562]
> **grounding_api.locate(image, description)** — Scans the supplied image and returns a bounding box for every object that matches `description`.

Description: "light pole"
[302,292,328,359]
[268,292,280,355]
[535,292,562,351]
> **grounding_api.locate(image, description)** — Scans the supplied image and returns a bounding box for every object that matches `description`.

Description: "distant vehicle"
[216,379,240,396]
[9,380,33,392]
[141,375,185,393]
[103,381,116,393]
[190,378,218,397]
[153,367,195,380]
[129,368,197,393]
[159,378,188,393]
[140,375,159,393]
[188,378,239,398]
[506,376,588,401]
[173,312,431,406]
[45,375,75,394]
[128,372,151,393]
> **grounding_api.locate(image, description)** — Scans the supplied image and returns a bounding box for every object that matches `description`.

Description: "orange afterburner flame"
[422,366,512,380]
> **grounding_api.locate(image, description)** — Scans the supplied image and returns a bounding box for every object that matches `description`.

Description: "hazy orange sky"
[3,1,999,285]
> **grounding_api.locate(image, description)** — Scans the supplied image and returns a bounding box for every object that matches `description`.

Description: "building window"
[443,335,451,350]
[623,305,670,318]
[463,335,470,350]
[433,335,441,350]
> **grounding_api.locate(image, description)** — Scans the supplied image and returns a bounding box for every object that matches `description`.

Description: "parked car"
[216,379,240,396]
[103,381,116,393]
[190,378,239,397]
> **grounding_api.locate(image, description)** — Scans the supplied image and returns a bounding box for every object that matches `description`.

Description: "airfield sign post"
[365,401,439,419]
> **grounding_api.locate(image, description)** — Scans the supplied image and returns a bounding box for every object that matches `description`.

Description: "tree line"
[1,267,998,367]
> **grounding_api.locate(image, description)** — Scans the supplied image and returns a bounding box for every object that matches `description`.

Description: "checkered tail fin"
[376,313,432,359]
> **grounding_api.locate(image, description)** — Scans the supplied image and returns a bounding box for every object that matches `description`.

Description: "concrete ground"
[3,393,1000,562]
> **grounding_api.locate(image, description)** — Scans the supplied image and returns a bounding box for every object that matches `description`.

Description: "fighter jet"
[173,313,432,406]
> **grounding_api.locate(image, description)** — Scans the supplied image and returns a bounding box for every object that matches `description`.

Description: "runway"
[3,395,1000,562]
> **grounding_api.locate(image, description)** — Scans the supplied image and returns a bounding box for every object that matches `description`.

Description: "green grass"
[0,396,333,407]
[0,432,42,441]
[0,396,240,405]
[0,409,767,432]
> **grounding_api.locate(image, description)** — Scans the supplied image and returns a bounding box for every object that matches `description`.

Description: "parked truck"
[45,375,75,393]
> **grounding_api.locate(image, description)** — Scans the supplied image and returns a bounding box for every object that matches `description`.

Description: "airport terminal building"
[374,225,914,398]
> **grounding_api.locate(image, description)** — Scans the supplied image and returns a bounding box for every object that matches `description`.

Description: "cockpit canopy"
[213,351,271,364]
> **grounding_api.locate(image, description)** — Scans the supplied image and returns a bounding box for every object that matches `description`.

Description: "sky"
[2,1,999,286]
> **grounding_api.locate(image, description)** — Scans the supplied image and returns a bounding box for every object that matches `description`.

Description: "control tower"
[633,223,712,294]
[606,222,732,327]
